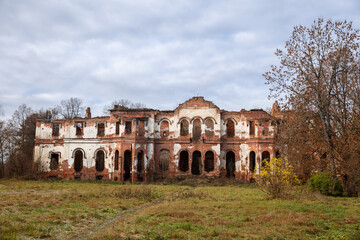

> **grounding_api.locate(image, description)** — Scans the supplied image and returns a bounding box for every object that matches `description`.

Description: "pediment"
[175,97,220,111]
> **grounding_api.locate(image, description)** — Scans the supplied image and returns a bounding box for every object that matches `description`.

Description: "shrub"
[256,158,300,199]
[307,172,343,196]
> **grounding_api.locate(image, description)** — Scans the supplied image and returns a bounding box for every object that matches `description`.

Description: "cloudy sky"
[0,0,359,119]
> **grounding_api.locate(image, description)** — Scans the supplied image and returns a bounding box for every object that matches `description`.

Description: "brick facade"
[34,97,278,182]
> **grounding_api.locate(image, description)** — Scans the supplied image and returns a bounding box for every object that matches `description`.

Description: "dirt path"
[76,198,166,240]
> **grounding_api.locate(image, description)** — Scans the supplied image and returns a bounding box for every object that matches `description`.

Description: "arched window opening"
[74,150,83,172]
[192,119,201,141]
[137,151,144,182]
[249,151,256,172]
[179,151,189,172]
[226,120,235,137]
[262,151,270,167]
[124,150,132,181]
[275,151,280,158]
[96,150,105,172]
[191,151,202,175]
[114,150,119,170]
[226,151,235,178]
[160,121,169,137]
[159,149,170,177]
[205,119,214,137]
[204,151,214,172]
[50,153,59,170]
[180,120,189,136]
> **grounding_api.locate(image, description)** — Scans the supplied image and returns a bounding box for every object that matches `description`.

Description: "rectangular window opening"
[116,121,120,135]
[98,123,105,136]
[52,123,60,136]
[125,121,132,134]
[249,121,255,136]
[76,122,83,136]
[50,153,59,170]
[138,120,145,136]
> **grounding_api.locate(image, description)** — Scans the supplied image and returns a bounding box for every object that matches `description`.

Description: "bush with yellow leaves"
[256,158,300,199]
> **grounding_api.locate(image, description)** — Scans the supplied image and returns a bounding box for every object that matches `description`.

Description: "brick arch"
[190,116,204,124]
[93,148,107,159]
[204,116,217,124]
[224,118,238,125]
[177,117,191,124]
[158,118,171,125]
[72,148,86,159]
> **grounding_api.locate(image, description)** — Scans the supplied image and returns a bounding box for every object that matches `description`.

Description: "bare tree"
[102,99,146,115]
[5,104,36,177]
[0,121,11,178]
[60,97,85,119]
[264,18,360,195]
[38,106,61,121]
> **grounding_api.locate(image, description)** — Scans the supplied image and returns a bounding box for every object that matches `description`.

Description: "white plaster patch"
[174,144,182,155]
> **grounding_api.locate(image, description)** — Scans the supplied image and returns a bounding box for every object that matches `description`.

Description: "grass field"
[0,180,359,239]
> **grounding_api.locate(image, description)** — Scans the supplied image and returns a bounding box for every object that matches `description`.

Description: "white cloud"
[0,0,359,119]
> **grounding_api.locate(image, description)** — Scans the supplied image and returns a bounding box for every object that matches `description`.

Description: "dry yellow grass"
[0,180,359,240]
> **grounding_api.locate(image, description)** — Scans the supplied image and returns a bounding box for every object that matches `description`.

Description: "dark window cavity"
[226,151,235,178]
[249,151,255,172]
[97,123,105,136]
[114,150,119,170]
[191,151,202,175]
[249,121,255,136]
[50,153,59,170]
[74,150,83,172]
[116,121,120,135]
[96,150,105,172]
[52,123,60,137]
[226,120,235,138]
[75,122,83,136]
[204,151,214,172]
[125,121,132,135]
[124,150,132,181]
[179,151,189,172]
[262,151,270,167]
[137,151,144,181]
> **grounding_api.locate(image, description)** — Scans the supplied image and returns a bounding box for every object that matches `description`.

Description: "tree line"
[0,98,145,178]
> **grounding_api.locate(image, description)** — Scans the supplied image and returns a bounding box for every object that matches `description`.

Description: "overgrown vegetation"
[308,172,343,196]
[0,180,359,240]
[256,158,300,199]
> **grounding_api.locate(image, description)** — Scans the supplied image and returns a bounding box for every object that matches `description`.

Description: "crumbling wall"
[34,97,277,183]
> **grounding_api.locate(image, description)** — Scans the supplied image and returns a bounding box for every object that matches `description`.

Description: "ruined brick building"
[34,97,279,182]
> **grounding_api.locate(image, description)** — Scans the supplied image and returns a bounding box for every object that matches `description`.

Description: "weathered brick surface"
[34,97,278,182]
